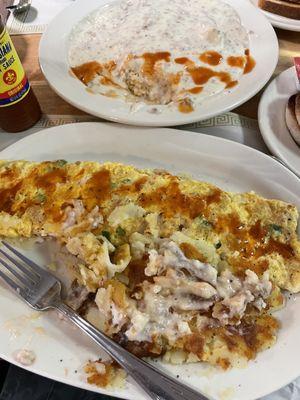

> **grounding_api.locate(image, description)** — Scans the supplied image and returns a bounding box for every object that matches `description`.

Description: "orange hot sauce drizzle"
[199,51,223,66]
[227,56,245,68]
[71,49,255,115]
[142,52,171,75]
[178,99,194,113]
[71,61,102,85]
[187,86,203,94]
[175,56,237,89]
[244,49,256,74]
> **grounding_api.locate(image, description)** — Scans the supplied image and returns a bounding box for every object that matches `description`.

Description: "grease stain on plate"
[218,386,235,400]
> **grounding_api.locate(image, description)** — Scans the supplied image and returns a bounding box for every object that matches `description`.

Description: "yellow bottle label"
[0,28,30,107]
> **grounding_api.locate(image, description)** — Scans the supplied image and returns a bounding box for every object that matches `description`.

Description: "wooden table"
[2,3,300,120]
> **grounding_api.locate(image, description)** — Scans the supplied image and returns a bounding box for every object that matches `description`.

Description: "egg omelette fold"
[0,159,299,371]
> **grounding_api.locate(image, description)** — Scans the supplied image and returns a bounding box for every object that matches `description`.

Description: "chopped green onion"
[55,159,68,167]
[270,224,282,233]
[116,226,126,236]
[197,216,212,227]
[202,220,212,227]
[35,191,46,203]
[101,230,111,241]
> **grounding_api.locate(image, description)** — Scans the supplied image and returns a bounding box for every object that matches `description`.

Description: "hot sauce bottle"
[0,16,41,132]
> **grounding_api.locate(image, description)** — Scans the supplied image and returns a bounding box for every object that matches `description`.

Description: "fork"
[0,241,210,400]
[6,0,31,14]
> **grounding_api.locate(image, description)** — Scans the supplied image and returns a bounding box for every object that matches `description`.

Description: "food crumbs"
[34,327,46,335]
[218,387,235,400]
[178,99,194,113]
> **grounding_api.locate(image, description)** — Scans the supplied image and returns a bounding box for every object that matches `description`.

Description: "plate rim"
[1,121,299,186]
[38,0,279,127]
[249,0,300,31]
[262,12,300,32]
[258,66,300,177]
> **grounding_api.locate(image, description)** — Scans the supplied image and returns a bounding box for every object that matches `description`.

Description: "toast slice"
[259,0,300,19]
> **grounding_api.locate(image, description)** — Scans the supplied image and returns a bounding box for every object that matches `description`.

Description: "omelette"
[0,159,299,374]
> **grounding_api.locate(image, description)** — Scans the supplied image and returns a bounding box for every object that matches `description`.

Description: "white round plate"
[0,122,300,400]
[258,67,300,177]
[250,0,300,31]
[39,0,278,127]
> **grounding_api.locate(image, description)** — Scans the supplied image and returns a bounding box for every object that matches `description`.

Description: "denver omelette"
[0,159,299,382]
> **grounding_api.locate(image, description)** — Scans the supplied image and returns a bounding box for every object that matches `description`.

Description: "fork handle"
[56,303,210,400]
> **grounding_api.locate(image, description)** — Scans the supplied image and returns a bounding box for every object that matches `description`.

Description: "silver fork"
[0,241,210,400]
[6,0,31,14]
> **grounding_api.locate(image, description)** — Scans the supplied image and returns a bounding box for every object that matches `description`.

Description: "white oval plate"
[39,0,278,127]
[0,123,300,400]
[250,0,300,31]
[258,67,300,177]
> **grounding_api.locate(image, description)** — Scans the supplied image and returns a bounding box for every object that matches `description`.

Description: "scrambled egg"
[0,160,299,370]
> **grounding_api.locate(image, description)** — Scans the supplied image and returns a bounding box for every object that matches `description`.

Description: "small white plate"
[250,0,300,32]
[39,0,278,126]
[0,122,299,400]
[258,67,300,177]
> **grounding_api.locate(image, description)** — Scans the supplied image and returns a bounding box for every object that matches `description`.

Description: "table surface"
[1,2,300,120]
